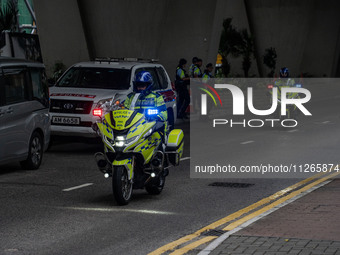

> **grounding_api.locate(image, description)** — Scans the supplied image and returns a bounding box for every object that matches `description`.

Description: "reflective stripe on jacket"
[124,91,168,122]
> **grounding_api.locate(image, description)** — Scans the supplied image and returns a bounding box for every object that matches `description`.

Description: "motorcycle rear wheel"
[112,166,132,205]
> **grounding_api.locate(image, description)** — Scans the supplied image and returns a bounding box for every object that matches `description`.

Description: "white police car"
[49,58,176,138]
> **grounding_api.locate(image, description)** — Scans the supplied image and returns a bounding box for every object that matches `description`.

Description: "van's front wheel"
[112,166,132,205]
[20,131,43,170]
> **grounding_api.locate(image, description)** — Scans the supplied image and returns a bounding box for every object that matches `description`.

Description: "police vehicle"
[49,58,176,139]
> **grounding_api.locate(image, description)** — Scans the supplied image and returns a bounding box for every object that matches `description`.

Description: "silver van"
[0,57,50,170]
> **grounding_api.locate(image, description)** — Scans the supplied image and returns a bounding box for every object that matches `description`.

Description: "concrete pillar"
[245,0,340,77]
[300,0,340,77]
[33,0,89,75]
[157,0,218,79]
[33,0,340,78]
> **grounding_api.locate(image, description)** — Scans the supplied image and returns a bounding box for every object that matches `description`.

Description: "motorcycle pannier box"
[166,129,184,166]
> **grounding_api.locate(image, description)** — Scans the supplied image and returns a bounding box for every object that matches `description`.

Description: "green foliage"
[52,61,66,82]
[239,29,254,77]
[0,0,18,33]
[263,47,277,77]
[219,18,243,77]
[219,18,254,77]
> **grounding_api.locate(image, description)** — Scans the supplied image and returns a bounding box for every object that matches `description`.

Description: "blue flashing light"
[295,84,302,88]
[147,109,158,115]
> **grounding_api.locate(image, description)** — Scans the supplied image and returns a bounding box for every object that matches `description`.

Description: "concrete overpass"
[33,0,340,78]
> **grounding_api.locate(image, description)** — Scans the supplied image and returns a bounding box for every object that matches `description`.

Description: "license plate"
[52,116,80,125]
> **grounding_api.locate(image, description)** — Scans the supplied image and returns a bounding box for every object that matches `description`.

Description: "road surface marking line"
[322,121,330,124]
[57,207,175,215]
[147,171,329,255]
[180,157,191,161]
[198,179,333,255]
[287,129,298,133]
[62,183,93,192]
[177,172,339,255]
[223,171,339,231]
[148,234,198,255]
[240,141,254,145]
[169,236,217,255]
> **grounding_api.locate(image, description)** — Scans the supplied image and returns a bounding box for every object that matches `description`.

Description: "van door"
[0,67,32,160]
[0,69,6,160]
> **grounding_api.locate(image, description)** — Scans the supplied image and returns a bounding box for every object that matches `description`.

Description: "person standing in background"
[191,58,203,113]
[175,58,190,119]
[202,63,214,83]
[189,57,199,78]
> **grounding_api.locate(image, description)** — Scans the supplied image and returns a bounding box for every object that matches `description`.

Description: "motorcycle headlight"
[115,136,126,147]
[115,141,125,147]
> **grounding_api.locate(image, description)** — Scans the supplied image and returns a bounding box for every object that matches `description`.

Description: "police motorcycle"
[267,68,303,120]
[92,100,184,205]
[267,79,303,120]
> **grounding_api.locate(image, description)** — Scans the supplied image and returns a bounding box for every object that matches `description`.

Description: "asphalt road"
[0,83,339,255]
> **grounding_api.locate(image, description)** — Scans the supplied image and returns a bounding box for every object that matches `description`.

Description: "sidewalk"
[210,179,340,255]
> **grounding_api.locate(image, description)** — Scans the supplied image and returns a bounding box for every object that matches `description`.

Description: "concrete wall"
[299,0,340,77]
[77,0,223,80]
[78,0,168,60]
[33,0,340,78]
[246,0,340,77]
[156,0,219,79]
[34,0,222,78]
[33,0,89,74]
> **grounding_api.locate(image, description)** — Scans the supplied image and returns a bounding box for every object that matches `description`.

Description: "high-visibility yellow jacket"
[124,91,168,122]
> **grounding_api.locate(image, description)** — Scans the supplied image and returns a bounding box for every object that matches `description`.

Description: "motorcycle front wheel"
[112,166,133,205]
[145,174,165,195]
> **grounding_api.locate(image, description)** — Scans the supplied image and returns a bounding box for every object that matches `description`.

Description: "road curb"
[197,179,332,255]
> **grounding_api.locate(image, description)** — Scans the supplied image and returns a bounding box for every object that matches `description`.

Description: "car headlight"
[96,98,113,108]
[113,99,121,106]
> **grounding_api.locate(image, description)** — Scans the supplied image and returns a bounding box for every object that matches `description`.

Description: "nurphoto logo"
[200,84,312,128]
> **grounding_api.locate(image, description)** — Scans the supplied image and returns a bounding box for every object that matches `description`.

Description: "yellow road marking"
[148,171,329,255]
[223,171,340,231]
[169,236,217,255]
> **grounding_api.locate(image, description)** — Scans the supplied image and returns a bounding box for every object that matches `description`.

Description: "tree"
[239,29,254,77]
[263,47,277,77]
[219,18,243,77]
[51,61,66,83]
[0,0,18,33]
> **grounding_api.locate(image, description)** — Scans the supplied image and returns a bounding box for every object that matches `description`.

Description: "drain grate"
[202,229,227,237]
[209,182,254,188]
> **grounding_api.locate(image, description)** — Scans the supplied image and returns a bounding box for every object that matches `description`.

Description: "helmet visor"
[135,81,151,87]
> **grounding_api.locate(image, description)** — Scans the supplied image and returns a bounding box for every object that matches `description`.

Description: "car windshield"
[56,67,131,90]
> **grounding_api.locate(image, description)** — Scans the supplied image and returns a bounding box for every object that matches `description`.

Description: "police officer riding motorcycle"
[268,67,301,119]
[93,71,184,205]
[124,71,168,143]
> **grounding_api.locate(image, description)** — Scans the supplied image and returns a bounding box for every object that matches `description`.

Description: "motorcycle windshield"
[104,109,144,130]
